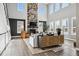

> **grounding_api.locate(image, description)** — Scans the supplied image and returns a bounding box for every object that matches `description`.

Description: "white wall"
[7,3,27,31]
[0,3,11,54]
[7,3,27,19]
[76,3,79,48]
[0,4,7,33]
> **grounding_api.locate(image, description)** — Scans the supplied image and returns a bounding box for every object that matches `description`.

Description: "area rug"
[26,43,63,54]
[52,47,63,52]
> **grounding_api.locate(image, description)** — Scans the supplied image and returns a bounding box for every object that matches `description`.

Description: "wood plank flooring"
[1,39,78,56]
[2,39,32,56]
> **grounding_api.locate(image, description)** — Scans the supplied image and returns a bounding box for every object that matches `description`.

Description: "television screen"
[30,22,37,27]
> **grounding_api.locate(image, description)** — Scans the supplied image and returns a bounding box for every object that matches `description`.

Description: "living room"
[0,3,79,56]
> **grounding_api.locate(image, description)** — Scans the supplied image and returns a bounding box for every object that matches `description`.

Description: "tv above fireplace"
[29,22,37,28]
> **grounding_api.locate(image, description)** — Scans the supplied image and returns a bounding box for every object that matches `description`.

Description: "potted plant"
[56,28,61,35]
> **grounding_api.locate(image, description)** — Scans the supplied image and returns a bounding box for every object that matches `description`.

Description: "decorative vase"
[56,28,61,36]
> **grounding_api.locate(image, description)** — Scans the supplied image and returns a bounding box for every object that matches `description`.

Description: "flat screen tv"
[30,22,37,27]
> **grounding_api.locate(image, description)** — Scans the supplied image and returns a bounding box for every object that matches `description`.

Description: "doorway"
[9,18,25,36]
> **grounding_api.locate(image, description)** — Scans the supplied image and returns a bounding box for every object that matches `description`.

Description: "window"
[55,20,60,28]
[71,16,76,35]
[49,21,54,31]
[38,4,47,21]
[62,3,69,8]
[62,18,69,27]
[17,21,24,33]
[55,20,60,31]
[49,4,54,14]
[38,4,46,16]
[17,3,24,12]
[54,3,61,12]
[62,18,69,35]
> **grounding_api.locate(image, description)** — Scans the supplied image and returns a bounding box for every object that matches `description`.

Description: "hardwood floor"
[2,39,32,56]
[1,39,78,56]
